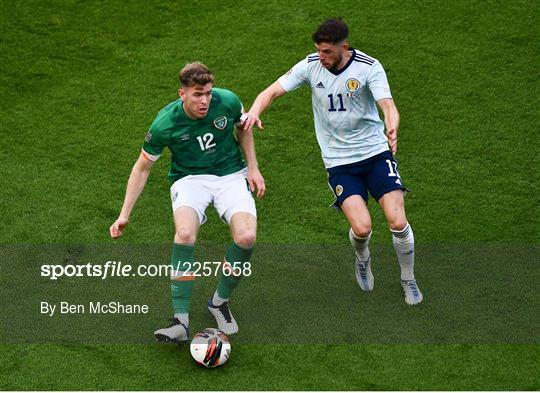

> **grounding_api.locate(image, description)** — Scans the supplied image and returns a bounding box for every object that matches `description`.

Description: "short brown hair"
[179,62,215,87]
[312,18,349,44]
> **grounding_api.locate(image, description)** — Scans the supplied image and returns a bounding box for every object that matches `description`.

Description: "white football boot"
[154,318,189,343]
[355,256,374,292]
[208,300,238,335]
[401,279,423,305]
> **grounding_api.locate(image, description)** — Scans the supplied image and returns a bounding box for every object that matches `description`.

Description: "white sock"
[349,228,372,262]
[391,223,415,281]
[174,313,189,326]
[212,291,228,306]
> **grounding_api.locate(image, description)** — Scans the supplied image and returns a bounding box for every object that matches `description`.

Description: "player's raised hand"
[247,167,266,199]
[110,217,129,239]
[386,128,397,155]
[241,112,264,133]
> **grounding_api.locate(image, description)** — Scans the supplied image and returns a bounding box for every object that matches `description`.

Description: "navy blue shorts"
[327,150,408,205]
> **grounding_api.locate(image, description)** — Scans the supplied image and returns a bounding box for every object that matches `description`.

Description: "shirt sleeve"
[142,123,166,162]
[277,59,310,92]
[366,61,393,101]
[232,96,243,123]
[217,89,243,123]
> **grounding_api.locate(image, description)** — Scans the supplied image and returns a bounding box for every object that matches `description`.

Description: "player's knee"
[388,217,408,232]
[175,227,196,244]
[351,223,372,239]
[233,229,256,248]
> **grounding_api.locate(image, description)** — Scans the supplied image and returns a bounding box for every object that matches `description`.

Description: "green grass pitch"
[1,0,538,390]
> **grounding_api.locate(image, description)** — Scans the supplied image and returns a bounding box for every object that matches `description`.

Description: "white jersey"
[278,49,392,168]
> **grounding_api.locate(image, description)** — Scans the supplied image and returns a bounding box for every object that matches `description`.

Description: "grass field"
[1,0,539,390]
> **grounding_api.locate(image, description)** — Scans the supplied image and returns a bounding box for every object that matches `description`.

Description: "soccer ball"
[190,328,231,368]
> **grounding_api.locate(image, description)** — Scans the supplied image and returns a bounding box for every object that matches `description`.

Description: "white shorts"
[170,169,257,225]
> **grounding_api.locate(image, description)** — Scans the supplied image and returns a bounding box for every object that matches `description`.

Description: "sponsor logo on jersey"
[180,134,190,141]
[213,116,228,130]
[346,78,361,93]
[335,185,343,196]
[315,81,325,88]
[145,130,152,143]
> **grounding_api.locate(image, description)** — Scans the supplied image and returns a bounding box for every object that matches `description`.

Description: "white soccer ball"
[190,328,231,368]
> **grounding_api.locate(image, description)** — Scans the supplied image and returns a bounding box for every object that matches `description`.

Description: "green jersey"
[142,88,245,183]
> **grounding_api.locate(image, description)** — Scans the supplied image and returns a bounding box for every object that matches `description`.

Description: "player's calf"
[350,228,374,292]
[208,242,252,335]
[391,223,415,281]
[349,227,372,261]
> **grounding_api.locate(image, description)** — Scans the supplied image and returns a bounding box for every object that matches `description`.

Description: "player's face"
[179,83,213,119]
[315,41,348,70]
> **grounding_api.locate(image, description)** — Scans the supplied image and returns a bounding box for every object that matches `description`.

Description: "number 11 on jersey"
[385,159,400,177]
[328,94,346,112]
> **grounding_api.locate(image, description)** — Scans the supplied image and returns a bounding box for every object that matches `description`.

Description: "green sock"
[216,242,253,299]
[170,243,195,314]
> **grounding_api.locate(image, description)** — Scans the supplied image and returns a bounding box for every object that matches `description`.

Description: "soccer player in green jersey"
[110,62,265,341]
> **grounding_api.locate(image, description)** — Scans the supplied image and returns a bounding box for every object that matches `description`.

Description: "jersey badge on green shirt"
[213,116,228,130]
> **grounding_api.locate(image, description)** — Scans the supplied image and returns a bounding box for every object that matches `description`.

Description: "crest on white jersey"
[346,78,361,92]
[213,116,228,130]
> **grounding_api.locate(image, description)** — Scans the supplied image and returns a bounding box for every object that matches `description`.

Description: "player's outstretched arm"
[236,126,266,198]
[243,81,287,133]
[377,98,400,155]
[110,152,155,238]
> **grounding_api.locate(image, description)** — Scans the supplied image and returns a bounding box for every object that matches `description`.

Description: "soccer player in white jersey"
[244,18,422,305]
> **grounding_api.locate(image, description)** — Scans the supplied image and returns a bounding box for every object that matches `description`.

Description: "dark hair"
[312,18,349,44]
[179,62,215,87]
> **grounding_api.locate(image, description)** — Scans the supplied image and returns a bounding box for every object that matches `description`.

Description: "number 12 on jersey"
[328,94,346,112]
[196,133,216,151]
